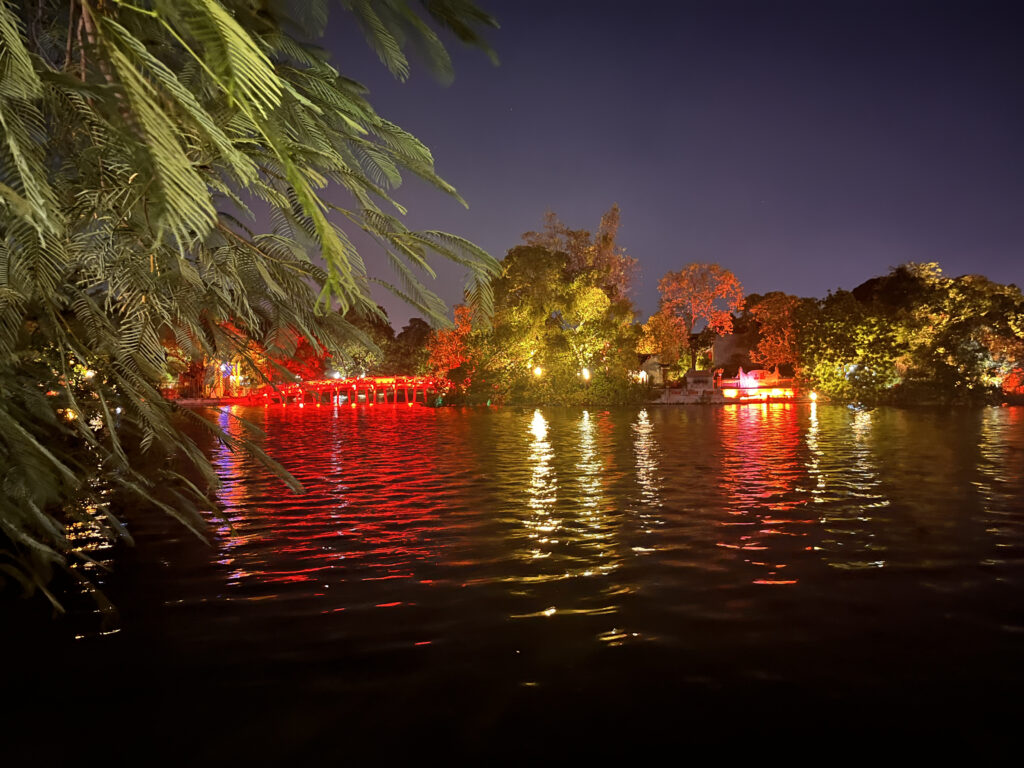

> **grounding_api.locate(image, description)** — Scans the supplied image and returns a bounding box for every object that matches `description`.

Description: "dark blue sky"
[325,0,1024,326]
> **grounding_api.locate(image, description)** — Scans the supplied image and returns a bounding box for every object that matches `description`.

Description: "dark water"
[8,403,1024,760]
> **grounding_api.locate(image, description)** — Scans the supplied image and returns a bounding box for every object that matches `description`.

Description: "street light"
[533,365,543,377]
[581,367,591,381]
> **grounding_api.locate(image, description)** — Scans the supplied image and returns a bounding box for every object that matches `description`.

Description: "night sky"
[324,0,1024,326]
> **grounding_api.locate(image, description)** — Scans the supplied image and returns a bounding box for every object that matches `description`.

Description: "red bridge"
[253,376,442,406]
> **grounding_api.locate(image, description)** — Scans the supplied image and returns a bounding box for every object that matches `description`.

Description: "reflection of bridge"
[254,376,442,406]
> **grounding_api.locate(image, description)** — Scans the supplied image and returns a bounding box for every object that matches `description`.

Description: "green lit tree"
[797,290,903,403]
[472,208,641,405]
[796,263,1024,404]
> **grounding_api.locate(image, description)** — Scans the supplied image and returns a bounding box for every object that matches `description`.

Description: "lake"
[7,403,1024,760]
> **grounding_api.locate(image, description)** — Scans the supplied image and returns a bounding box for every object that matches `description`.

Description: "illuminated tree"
[797,290,903,402]
[797,263,1024,404]
[473,209,641,405]
[892,267,1024,399]
[427,304,476,393]
[638,312,687,367]
[748,292,801,370]
[655,263,745,371]
[521,204,636,300]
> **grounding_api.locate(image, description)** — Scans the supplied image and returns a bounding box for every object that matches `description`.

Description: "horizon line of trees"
[276,209,1023,408]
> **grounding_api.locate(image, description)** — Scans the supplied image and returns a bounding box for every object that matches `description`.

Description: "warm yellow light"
[809,391,818,401]
[722,388,738,398]
[533,366,543,377]
[83,370,96,380]
[63,409,77,421]
[530,409,547,440]
[581,367,591,381]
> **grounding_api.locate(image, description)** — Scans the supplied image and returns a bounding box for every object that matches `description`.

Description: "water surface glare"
[13,403,1024,758]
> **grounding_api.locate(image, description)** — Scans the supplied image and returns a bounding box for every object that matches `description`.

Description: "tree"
[748,292,801,370]
[274,335,328,382]
[0,0,499,604]
[427,304,476,395]
[797,290,903,403]
[473,209,641,405]
[654,263,744,371]
[521,204,636,299]
[385,318,433,375]
[331,307,396,378]
[638,311,686,367]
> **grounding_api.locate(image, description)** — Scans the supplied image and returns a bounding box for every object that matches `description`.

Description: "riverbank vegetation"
[273,209,1024,409]
[411,223,1023,408]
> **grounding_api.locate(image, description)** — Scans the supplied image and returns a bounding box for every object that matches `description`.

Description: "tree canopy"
[646,263,744,373]
[427,208,642,405]
[795,264,1024,404]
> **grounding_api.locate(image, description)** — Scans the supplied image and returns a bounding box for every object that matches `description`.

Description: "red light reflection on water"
[207,404,458,611]
[716,402,814,586]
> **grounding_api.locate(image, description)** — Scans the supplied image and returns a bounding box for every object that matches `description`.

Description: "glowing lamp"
[809,391,818,401]
[722,388,738,398]
[581,367,591,381]
[533,366,543,377]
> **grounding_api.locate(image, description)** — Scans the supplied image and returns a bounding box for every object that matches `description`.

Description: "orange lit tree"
[652,263,744,372]
[748,292,801,371]
[426,304,476,396]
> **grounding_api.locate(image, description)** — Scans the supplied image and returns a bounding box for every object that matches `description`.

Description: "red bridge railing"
[252,376,442,406]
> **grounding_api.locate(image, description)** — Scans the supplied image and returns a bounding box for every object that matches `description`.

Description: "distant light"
[331,372,341,379]
[810,391,818,401]
[83,370,96,380]
[533,366,543,378]
[637,370,648,383]
[581,367,591,381]
[63,409,77,421]
[115,407,122,414]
